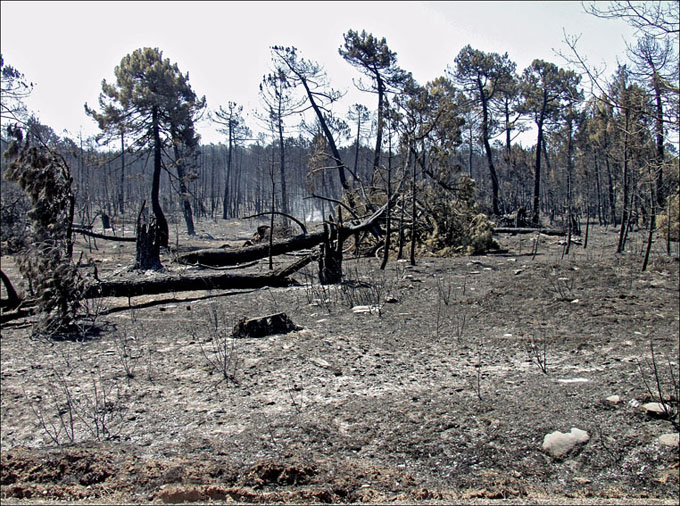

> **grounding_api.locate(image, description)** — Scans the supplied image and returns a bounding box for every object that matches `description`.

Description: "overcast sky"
[1,1,639,146]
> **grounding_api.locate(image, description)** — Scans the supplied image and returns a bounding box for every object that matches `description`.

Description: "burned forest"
[1,3,679,504]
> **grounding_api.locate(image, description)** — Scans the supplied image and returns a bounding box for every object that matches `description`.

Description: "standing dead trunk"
[319,220,343,285]
[135,202,163,271]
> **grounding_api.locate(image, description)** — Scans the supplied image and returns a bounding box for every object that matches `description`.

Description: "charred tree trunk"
[0,269,21,309]
[135,202,163,271]
[532,117,545,225]
[84,270,297,299]
[481,95,501,216]
[151,106,169,248]
[319,220,344,285]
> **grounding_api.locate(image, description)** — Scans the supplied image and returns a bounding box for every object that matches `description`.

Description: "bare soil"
[1,220,679,504]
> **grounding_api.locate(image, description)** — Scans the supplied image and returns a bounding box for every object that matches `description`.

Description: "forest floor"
[1,219,679,505]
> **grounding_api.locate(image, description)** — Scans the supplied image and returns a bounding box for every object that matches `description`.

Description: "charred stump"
[232,312,301,338]
[135,203,163,271]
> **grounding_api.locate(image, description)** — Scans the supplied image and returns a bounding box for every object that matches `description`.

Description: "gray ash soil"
[1,221,678,504]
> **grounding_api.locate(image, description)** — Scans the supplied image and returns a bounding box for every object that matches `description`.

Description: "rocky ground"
[1,219,678,504]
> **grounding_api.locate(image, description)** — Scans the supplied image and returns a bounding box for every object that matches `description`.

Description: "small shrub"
[194,304,240,387]
[637,339,679,431]
[26,365,129,445]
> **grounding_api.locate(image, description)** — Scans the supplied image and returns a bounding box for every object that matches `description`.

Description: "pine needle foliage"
[4,126,84,336]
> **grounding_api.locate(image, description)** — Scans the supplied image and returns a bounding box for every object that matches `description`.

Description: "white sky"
[1,1,639,146]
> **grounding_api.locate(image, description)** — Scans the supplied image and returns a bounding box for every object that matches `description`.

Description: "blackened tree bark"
[135,202,163,270]
[151,106,169,248]
[319,220,343,285]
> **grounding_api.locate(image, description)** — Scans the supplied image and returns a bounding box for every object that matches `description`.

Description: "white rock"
[310,357,331,368]
[557,378,590,384]
[658,433,679,448]
[542,427,590,459]
[606,395,621,404]
[641,402,671,417]
[352,305,382,314]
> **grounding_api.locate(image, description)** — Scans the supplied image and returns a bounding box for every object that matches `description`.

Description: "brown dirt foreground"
[1,221,679,505]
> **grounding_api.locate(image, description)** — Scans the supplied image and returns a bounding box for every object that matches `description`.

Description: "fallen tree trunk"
[493,227,566,236]
[175,231,326,267]
[84,270,297,299]
[175,199,396,268]
[72,226,136,242]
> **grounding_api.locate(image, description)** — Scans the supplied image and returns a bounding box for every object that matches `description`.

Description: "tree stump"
[232,312,301,338]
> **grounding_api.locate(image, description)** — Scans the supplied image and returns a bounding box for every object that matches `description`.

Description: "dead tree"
[318,219,344,285]
[134,202,163,271]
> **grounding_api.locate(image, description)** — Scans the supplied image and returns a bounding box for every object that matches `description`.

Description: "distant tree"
[212,102,251,219]
[86,47,205,252]
[452,45,517,215]
[347,103,371,181]
[339,29,410,183]
[491,71,527,167]
[520,59,581,224]
[169,109,202,236]
[259,66,306,221]
[271,46,351,193]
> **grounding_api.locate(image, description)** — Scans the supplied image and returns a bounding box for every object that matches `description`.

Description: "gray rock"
[641,402,671,418]
[658,433,679,448]
[542,427,590,459]
[606,395,621,405]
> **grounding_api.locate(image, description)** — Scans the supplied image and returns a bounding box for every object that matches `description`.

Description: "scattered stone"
[310,357,330,368]
[542,427,590,459]
[384,294,398,303]
[352,305,382,314]
[641,402,671,418]
[658,433,679,448]
[606,395,621,405]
